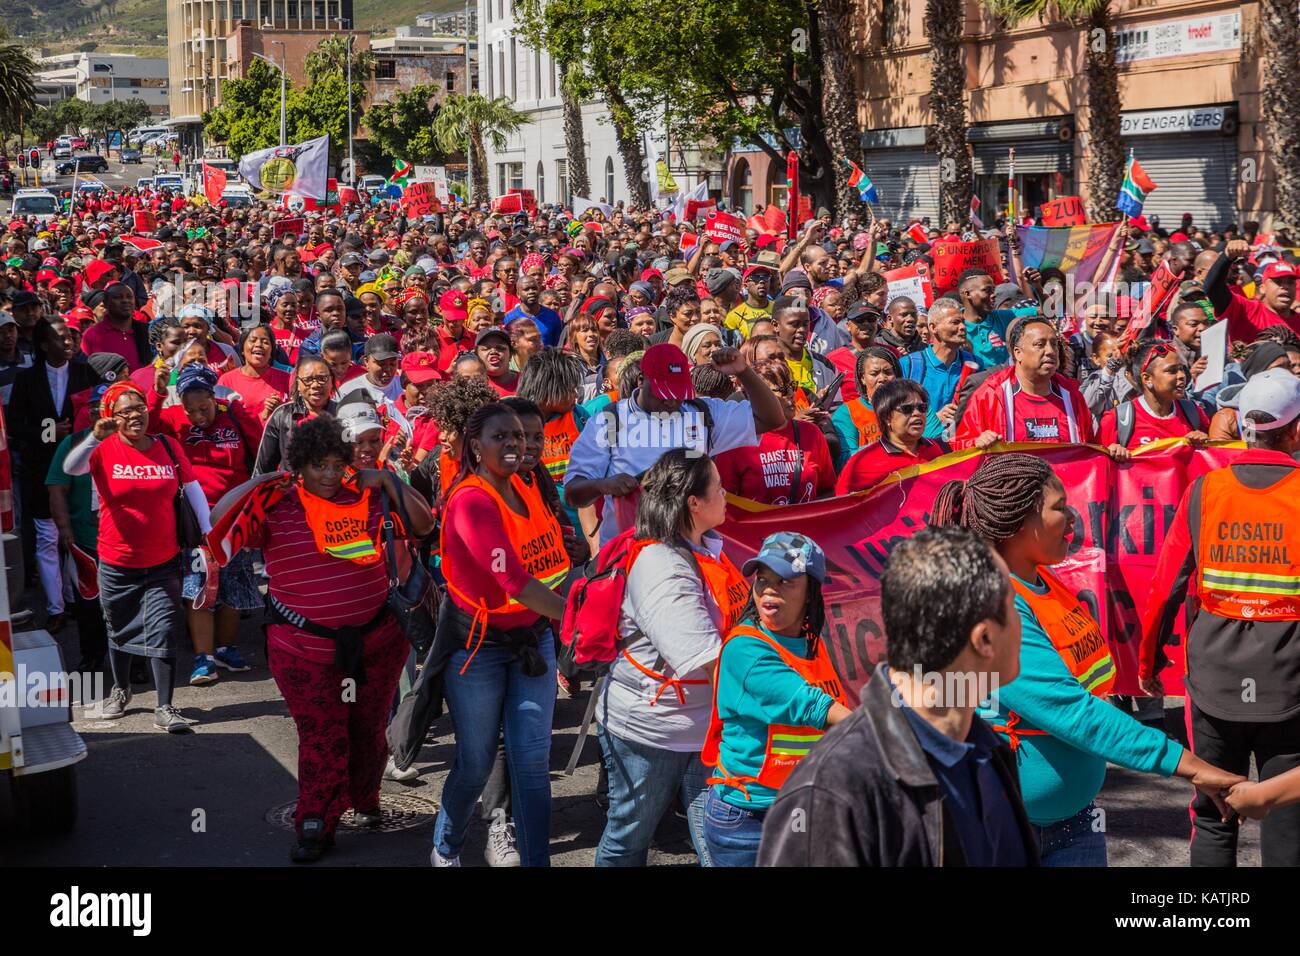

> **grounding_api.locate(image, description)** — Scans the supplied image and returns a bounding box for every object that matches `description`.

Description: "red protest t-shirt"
[271,325,306,362]
[1097,397,1210,449]
[155,405,253,505]
[836,437,948,496]
[89,433,196,568]
[715,420,835,505]
[81,319,144,370]
[218,366,290,427]
[1222,292,1300,346]
[1008,385,1093,444]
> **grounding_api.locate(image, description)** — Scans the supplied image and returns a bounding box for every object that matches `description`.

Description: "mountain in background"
[14,0,466,60]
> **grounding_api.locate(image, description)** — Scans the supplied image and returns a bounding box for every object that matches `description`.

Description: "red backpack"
[560,526,649,668]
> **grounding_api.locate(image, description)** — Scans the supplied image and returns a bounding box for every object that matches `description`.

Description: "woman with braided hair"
[932,452,1243,865]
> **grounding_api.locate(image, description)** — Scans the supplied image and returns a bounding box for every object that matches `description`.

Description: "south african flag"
[387,159,413,196]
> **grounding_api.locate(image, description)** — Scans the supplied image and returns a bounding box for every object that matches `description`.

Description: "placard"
[704,209,744,245]
[273,217,305,239]
[928,238,1004,294]
[1040,195,1086,227]
[403,181,444,217]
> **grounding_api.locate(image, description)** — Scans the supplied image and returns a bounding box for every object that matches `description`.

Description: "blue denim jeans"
[1032,802,1108,867]
[703,786,766,867]
[432,634,556,866]
[595,725,711,867]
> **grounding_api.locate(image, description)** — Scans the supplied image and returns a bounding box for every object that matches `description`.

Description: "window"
[509,38,517,100]
[556,159,568,208]
[508,162,524,191]
[498,163,508,196]
[533,48,541,100]
[498,0,504,21]
[604,156,615,203]
[375,59,396,79]
[487,48,494,97]
[536,161,545,203]
[446,71,457,93]
[498,47,505,100]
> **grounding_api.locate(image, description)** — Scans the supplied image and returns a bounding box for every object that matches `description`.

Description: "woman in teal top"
[830,347,899,469]
[933,452,1243,865]
[702,532,851,867]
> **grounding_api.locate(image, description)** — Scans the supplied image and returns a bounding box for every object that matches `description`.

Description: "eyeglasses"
[298,375,332,386]
[895,402,929,416]
[112,405,147,420]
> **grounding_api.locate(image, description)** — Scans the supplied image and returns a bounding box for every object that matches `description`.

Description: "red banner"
[507,188,537,215]
[929,238,1004,295]
[491,193,524,215]
[717,440,1246,706]
[133,210,157,234]
[786,151,800,241]
[203,163,227,206]
[1040,195,1086,227]
[704,209,744,245]
[1122,261,1181,347]
[273,217,305,239]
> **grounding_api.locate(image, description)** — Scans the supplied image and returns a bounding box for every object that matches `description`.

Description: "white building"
[35,53,170,116]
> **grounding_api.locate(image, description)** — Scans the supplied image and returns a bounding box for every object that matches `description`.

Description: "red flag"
[786,151,800,241]
[906,222,929,244]
[492,194,524,215]
[203,163,227,206]
[133,210,157,234]
[762,203,786,235]
[121,235,163,252]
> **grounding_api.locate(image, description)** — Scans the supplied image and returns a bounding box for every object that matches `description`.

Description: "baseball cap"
[1136,239,1155,254]
[641,343,694,401]
[741,531,828,583]
[439,288,469,323]
[846,301,883,325]
[0,311,14,329]
[9,290,42,310]
[338,402,384,441]
[993,282,1024,309]
[339,252,365,267]
[84,259,119,286]
[1263,262,1298,282]
[663,266,694,287]
[363,332,401,361]
[344,296,365,317]
[704,268,738,295]
[475,326,511,349]
[1237,367,1300,431]
[401,351,442,385]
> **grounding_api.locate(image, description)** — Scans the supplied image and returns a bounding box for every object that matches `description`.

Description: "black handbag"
[157,435,206,549]
[379,481,438,654]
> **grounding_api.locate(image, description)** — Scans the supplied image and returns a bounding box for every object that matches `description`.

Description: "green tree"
[361,84,444,165]
[287,74,369,166]
[927,0,972,225]
[0,26,37,139]
[204,58,293,156]
[987,0,1123,221]
[431,93,530,204]
[304,34,377,84]
[1261,0,1300,224]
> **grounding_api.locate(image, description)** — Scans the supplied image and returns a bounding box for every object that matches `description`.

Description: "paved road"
[6,153,172,212]
[4,606,1261,867]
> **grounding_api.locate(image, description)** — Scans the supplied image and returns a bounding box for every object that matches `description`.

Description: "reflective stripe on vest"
[297,482,381,565]
[701,623,848,796]
[1195,466,1300,620]
[541,412,580,482]
[846,398,881,447]
[995,568,1114,751]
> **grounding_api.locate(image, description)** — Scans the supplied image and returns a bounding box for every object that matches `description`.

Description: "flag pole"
[1007,147,1016,225]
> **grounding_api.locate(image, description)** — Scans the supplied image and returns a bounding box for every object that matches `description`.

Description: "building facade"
[730,0,1263,230]
[34,53,170,116]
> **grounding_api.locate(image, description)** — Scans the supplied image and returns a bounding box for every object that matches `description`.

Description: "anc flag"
[1117,154,1157,219]
[845,158,879,203]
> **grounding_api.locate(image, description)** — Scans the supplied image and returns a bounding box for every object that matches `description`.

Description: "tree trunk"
[560,62,590,203]
[604,85,650,209]
[1261,0,1300,224]
[1084,6,1123,222]
[818,0,862,221]
[469,128,489,204]
[927,0,971,226]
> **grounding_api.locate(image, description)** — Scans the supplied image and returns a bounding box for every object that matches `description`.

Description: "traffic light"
[16,153,25,170]
[28,148,39,168]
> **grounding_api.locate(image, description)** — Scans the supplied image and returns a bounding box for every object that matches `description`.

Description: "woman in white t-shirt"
[595,449,748,867]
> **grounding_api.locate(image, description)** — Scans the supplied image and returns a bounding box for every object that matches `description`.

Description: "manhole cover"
[265,792,439,833]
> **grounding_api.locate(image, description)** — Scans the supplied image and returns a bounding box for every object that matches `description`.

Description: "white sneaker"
[484,808,521,867]
[383,755,419,782]
[430,845,461,867]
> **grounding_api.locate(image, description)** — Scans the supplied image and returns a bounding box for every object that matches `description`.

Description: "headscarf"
[99,381,147,420]
[393,287,429,310]
[466,296,492,317]
[624,305,653,326]
[520,252,546,274]
[811,286,837,309]
[682,323,724,363]
[356,280,388,303]
[263,285,294,312]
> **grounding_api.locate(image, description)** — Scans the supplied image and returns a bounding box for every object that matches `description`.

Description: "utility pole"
[464,0,473,204]
[334,18,355,184]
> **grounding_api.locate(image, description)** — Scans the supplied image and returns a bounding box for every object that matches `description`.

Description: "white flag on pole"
[238,135,330,201]
[573,196,613,219]
[670,180,709,223]
[643,131,660,205]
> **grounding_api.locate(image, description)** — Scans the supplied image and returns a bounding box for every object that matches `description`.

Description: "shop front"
[969,119,1075,223]
[859,126,939,226]
[1120,105,1238,231]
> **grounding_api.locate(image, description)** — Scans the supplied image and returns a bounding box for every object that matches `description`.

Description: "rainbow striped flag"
[1015,222,1123,283]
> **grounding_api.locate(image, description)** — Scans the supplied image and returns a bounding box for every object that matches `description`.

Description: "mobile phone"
[813,373,844,410]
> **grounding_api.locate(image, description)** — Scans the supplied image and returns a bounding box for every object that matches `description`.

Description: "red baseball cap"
[439,288,469,323]
[401,351,443,385]
[1263,262,1298,282]
[84,259,119,286]
[641,344,695,401]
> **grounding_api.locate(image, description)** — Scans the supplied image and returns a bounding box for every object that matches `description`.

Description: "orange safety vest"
[541,412,580,484]
[617,538,749,705]
[296,480,381,565]
[994,568,1115,751]
[846,398,881,448]
[701,623,846,797]
[438,445,459,500]
[440,472,572,672]
[1195,466,1300,621]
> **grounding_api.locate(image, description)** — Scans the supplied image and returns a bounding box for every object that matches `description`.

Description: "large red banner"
[717,440,1246,705]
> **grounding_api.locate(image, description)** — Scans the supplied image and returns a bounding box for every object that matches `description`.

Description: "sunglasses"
[895,402,929,416]
[1139,342,1177,375]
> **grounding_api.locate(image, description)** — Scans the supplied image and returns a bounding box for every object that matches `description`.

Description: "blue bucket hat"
[176,363,218,396]
[741,532,827,583]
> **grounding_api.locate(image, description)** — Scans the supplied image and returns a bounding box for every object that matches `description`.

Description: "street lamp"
[334,17,354,185]
[259,21,287,146]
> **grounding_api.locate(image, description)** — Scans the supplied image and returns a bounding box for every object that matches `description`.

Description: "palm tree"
[1261,0,1300,224]
[0,27,37,141]
[927,0,972,225]
[559,62,590,203]
[304,34,377,84]
[603,84,651,209]
[819,0,863,220]
[431,93,530,204]
[988,0,1123,220]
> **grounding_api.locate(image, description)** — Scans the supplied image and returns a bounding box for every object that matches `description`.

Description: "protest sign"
[718,440,1246,705]
[133,210,157,234]
[508,188,537,215]
[704,209,744,245]
[1195,319,1228,391]
[1040,195,1087,227]
[402,180,443,217]
[881,265,934,309]
[929,238,1004,294]
[492,193,524,215]
[1122,261,1181,347]
[273,217,305,240]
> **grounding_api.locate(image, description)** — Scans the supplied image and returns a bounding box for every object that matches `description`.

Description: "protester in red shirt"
[476,326,519,396]
[431,288,474,374]
[266,285,306,360]
[1097,340,1210,455]
[219,324,290,440]
[1204,242,1299,343]
[955,317,1096,449]
[715,359,834,505]
[837,379,950,495]
[61,380,213,734]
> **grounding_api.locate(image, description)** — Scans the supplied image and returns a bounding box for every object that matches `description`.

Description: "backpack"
[1115,398,1199,447]
[559,526,644,669]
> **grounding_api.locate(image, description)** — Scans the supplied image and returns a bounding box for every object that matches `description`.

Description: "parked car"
[68,136,87,149]
[55,155,108,176]
[10,189,61,224]
[52,144,72,160]
[120,147,142,164]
